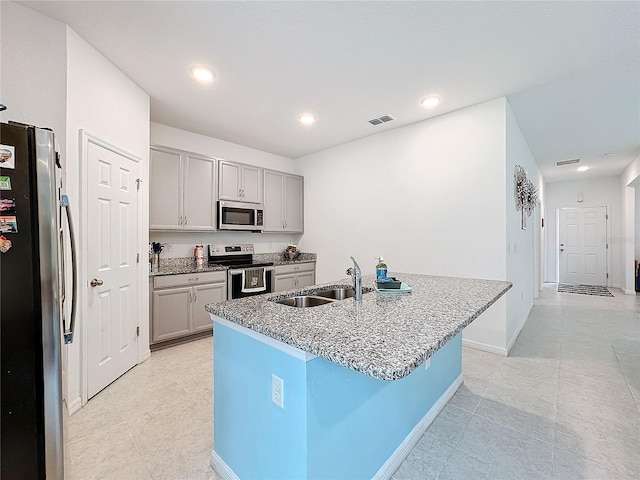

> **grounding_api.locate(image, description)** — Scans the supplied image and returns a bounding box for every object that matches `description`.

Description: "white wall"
[544,176,622,287]
[151,122,294,172]
[621,154,640,292]
[296,98,514,353]
[504,102,543,350]
[635,184,640,260]
[64,28,150,410]
[149,123,300,257]
[0,1,67,162]
[296,98,508,282]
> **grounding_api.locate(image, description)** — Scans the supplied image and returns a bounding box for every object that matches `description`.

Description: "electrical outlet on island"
[272,374,284,409]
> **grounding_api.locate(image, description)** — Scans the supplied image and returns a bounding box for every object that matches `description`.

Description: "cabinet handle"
[189,277,199,282]
[193,290,197,302]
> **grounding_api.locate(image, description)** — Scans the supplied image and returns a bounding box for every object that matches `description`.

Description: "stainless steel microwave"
[218,200,264,231]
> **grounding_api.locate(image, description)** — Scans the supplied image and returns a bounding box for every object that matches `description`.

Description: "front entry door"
[86,139,140,398]
[558,206,607,286]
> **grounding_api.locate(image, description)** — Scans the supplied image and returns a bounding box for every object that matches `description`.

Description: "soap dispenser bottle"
[375,256,388,280]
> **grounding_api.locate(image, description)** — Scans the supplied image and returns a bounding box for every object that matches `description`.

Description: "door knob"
[559,249,564,252]
[90,278,104,287]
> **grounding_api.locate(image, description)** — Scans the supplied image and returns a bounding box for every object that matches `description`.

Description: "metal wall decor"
[514,164,539,230]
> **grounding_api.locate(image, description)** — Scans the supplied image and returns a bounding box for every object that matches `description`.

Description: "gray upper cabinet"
[183,153,216,230]
[150,146,216,231]
[218,160,262,204]
[149,147,182,230]
[263,169,304,233]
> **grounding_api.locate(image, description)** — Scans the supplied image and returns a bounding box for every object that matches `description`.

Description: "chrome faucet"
[345,256,363,301]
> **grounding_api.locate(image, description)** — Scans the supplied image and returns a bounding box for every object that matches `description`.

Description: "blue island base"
[211,319,462,480]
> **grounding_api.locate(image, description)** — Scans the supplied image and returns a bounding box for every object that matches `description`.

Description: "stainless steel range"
[208,244,274,299]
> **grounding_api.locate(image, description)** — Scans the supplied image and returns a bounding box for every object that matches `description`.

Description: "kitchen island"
[206,273,511,479]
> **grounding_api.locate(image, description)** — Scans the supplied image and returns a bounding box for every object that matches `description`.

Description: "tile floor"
[64,284,640,480]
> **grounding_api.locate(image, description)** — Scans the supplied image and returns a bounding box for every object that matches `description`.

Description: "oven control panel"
[208,244,254,256]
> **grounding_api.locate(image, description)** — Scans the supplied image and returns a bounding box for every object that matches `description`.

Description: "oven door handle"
[228,266,275,276]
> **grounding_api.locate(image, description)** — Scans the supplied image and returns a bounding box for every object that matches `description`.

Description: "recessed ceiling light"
[420,95,441,108]
[298,113,316,125]
[189,64,215,83]
[577,166,590,172]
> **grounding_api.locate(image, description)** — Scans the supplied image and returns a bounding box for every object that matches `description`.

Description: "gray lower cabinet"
[151,270,226,344]
[274,262,316,292]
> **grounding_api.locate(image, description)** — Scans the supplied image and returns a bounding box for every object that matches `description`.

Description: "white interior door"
[558,206,607,286]
[87,140,139,398]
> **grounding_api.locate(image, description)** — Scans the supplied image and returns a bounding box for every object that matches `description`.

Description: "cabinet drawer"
[154,270,227,289]
[274,262,315,276]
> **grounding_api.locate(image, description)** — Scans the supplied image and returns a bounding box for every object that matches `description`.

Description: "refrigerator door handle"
[61,194,77,344]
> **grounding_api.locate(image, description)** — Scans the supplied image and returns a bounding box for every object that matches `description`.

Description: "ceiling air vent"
[368,115,395,126]
[556,158,580,167]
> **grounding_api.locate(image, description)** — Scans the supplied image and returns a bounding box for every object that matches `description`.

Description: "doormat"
[557,283,614,297]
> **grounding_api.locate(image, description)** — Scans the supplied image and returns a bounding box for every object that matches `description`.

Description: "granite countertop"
[149,253,317,277]
[206,273,511,381]
[150,263,228,276]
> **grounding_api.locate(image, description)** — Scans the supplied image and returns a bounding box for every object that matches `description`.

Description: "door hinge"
[136,253,140,263]
[606,244,609,249]
[606,214,609,220]
[136,178,142,191]
[606,273,609,279]
[136,326,140,336]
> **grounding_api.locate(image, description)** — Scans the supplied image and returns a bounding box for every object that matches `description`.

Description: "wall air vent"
[556,158,580,167]
[368,115,395,126]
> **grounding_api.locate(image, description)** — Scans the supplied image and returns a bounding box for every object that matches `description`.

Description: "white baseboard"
[210,374,464,480]
[462,338,507,356]
[506,302,533,355]
[139,348,151,363]
[66,396,82,416]
[624,289,636,295]
[210,450,240,480]
[372,373,463,480]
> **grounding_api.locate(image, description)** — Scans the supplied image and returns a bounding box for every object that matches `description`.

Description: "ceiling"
[22,1,640,183]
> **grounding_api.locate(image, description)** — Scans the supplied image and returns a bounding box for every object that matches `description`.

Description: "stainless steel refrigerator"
[1,121,76,479]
